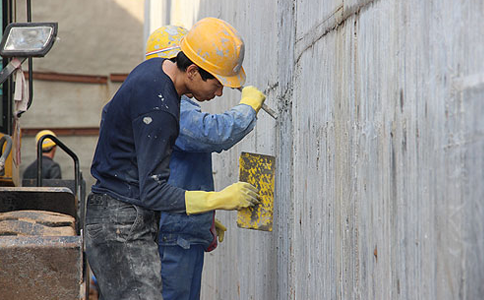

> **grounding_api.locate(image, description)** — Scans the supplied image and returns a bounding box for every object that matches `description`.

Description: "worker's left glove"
[214,219,227,243]
[239,86,266,113]
[185,182,260,215]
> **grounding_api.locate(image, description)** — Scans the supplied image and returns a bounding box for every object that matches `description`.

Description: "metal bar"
[236,86,278,119]
[26,0,31,22]
[36,135,80,197]
[261,103,278,119]
[26,59,33,111]
[26,0,34,110]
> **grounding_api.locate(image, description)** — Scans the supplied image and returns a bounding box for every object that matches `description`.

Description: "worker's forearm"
[175,104,256,153]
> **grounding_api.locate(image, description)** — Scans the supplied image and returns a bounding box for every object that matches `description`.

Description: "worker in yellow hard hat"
[145,25,188,60]
[86,18,265,300]
[23,130,61,179]
[144,25,266,300]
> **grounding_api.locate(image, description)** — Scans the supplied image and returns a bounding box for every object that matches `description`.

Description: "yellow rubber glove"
[239,86,266,113]
[185,182,260,215]
[214,219,227,243]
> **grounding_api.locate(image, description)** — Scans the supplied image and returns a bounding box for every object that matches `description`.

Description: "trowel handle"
[236,86,278,119]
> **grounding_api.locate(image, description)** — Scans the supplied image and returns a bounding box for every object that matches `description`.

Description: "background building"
[18,0,144,191]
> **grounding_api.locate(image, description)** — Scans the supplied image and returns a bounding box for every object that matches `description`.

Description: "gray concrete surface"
[158,0,484,299]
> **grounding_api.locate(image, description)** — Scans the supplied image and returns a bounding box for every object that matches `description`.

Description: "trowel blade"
[237,151,275,231]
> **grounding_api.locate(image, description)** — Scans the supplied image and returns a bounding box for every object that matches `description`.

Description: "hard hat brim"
[42,140,56,149]
[212,66,246,88]
[35,130,57,150]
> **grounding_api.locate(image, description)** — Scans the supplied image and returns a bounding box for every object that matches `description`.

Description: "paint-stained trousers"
[85,193,162,300]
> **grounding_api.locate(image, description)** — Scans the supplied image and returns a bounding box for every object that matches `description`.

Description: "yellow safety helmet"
[35,130,57,150]
[180,17,246,88]
[146,25,188,60]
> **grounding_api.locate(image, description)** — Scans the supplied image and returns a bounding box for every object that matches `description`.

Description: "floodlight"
[0,22,57,57]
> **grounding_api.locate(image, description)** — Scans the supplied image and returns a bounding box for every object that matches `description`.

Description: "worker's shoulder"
[126,59,169,85]
[120,59,180,118]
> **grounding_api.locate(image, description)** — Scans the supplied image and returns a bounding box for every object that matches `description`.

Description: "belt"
[88,193,116,206]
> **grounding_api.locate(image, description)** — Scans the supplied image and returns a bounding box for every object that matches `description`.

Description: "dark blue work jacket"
[91,58,186,212]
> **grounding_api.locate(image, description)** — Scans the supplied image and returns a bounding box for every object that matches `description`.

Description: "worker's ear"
[186,64,199,80]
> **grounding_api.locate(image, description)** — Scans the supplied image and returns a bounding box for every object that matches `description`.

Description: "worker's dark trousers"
[85,193,162,300]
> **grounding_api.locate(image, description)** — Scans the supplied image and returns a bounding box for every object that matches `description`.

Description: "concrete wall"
[153,0,484,299]
[16,0,144,192]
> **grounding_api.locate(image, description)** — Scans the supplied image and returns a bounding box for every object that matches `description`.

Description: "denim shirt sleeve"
[175,98,257,153]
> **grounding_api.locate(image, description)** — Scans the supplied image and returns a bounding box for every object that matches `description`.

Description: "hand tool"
[236,87,278,119]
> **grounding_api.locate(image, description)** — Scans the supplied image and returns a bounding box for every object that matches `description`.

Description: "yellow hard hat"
[35,130,57,150]
[180,17,246,88]
[146,25,188,60]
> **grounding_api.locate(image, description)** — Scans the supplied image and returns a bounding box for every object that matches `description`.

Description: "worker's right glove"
[239,86,266,113]
[185,182,260,215]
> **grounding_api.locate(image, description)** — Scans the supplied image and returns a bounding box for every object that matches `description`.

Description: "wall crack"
[295,0,380,65]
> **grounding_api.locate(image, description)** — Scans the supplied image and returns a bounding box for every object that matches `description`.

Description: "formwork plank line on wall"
[294,0,378,67]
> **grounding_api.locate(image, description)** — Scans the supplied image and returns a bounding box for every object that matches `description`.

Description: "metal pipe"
[26,0,34,110]
[26,0,31,21]
[36,134,80,196]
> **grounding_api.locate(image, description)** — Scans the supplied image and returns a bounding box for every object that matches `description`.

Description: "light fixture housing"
[0,22,58,57]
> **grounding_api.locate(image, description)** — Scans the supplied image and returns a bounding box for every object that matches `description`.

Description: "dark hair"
[174,51,215,81]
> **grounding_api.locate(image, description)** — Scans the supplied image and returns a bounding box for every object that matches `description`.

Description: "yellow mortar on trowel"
[237,152,275,231]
